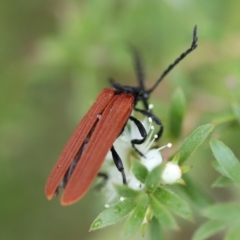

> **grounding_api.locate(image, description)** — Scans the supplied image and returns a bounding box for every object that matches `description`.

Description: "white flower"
[102,106,172,205]
[128,175,144,190]
[161,162,182,184]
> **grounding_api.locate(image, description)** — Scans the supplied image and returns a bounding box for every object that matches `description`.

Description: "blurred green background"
[1,0,240,239]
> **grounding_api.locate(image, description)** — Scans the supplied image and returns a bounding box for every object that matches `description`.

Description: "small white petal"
[141,149,163,171]
[128,176,144,190]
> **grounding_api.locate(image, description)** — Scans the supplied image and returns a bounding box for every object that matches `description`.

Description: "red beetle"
[46,26,198,205]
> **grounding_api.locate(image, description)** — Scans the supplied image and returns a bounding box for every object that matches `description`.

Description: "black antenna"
[131,46,146,91]
[147,25,198,94]
[131,46,150,110]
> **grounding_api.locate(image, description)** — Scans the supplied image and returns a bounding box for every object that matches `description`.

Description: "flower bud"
[161,162,182,184]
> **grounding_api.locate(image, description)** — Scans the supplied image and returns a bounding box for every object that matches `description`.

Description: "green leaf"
[153,187,192,221]
[211,175,234,188]
[212,161,229,177]
[149,217,164,240]
[212,114,235,125]
[169,88,186,139]
[232,103,240,125]
[145,165,162,192]
[225,223,240,240]
[114,184,141,198]
[177,124,214,164]
[202,203,240,221]
[149,194,178,230]
[192,220,227,240]
[132,160,149,183]
[210,140,240,186]
[178,175,213,208]
[123,194,149,237]
[90,198,136,231]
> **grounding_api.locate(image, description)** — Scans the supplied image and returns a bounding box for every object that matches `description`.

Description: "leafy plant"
[193,140,240,240]
[90,88,214,239]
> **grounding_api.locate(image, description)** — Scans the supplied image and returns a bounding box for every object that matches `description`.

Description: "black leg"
[129,116,147,157]
[134,107,164,141]
[111,146,127,184]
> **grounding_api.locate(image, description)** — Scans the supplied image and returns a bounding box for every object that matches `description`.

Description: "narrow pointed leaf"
[132,160,149,183]
[154,187,192,221]
[90,198,136,231]
[212,114,235,125]
[178,175,213,208]
[123,194,148,237]
[192,220,227,240]
[210,140,240,186]
[149,217,164,240]
[169,88,186,139]
[177,124,214,164]
[145,165,162,192]
[149,194,178,229]
[202,203,240,221]
[114,184,141,198]
[212,161,229,177]
[211,176,234,188]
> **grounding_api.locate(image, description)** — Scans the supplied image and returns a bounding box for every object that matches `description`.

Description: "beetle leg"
[111,146,127,184]
[134,108,163,141]
[129,116,147,157]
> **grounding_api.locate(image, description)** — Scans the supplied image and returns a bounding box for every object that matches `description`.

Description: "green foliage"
[193,203,240,240]
[179,175,213,208]
[145,166,162,192]
[114,184,141,198]
[177,124,214,164]
[149,217,164,240]
[132,160,149,183]
[192,220,227,240]
[210,140,240,186]
[211,175,234,188]
[123,194,149,237]
[193,140,240,239]
[90,123,213,236]
[90,198,136,231]
[153,187,192,221]
[149,194,178,230]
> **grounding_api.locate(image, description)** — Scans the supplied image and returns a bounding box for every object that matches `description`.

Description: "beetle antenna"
[147,25,198,94]
[129,45,150,110]
[131,46,146,91]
